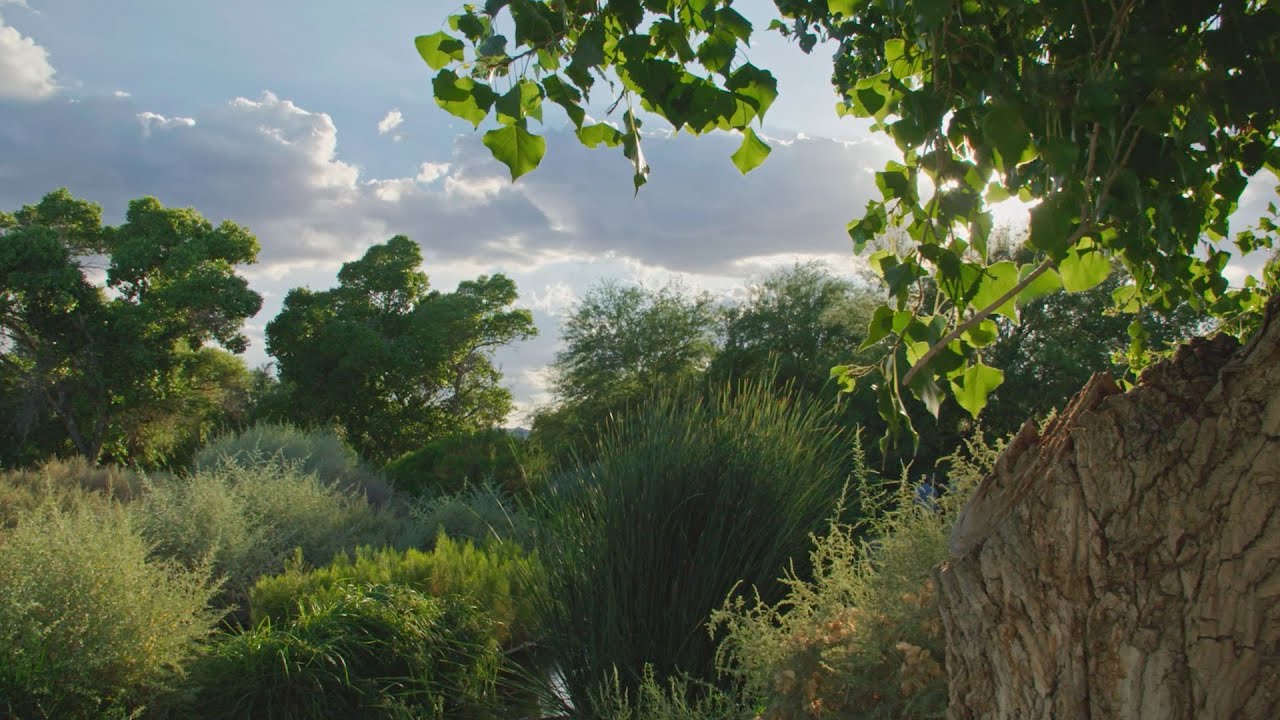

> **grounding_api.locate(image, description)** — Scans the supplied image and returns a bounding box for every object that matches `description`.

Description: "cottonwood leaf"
[1060,238,1112,292]
[950,362,1004,418]
[415,32,465,70]
[731,128,771,174]
[484,122,546,181]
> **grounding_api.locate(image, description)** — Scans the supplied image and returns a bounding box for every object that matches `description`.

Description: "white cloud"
[137,111,194,136]
[377,108,403,140]
[0,14,55,100]
[415,161,449,183]
[113,90,131,98]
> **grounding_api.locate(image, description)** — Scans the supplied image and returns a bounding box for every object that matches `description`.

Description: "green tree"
[418,0,1280,448]
[0,189,261,463]
[710,262,879,397]
[532,280,717,461]
[265,235,536,463]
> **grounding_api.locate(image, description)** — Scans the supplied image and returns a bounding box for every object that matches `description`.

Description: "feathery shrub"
[0,502,217,719]
[132,460,417,613]
[710,433,1001,720]
[0,457,146,527]
[412,482,535,549]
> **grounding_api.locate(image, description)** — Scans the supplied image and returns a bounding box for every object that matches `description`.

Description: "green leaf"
[483,122,546,181]
[1111,283,1140,313]
[1059,238,1112,292]
[1016,264,1062,305]
[949,362,1004,418]
[495,80,543,125]
[432,70,497,128]
[1028,193,1076,258]
[961,318,999,347]
[577,122,623,148]
[861,304,895,349]
[415,33,465,70]
[828,0,856,17]
[982,103,1031,171]
[543,76,585,128]
[731,128,771,174]
[969,260,1018,320]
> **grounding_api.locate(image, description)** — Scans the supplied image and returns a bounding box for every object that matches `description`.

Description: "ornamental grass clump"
[0,502,217,719]
[710,433,1001,720]
[532,379,858,714]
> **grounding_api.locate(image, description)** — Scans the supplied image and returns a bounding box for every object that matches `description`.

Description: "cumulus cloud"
[377,108,403,138]
[137,111,194,136]
[0,13,55,100]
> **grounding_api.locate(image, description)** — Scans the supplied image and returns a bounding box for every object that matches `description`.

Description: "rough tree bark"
[935,296,1280,719]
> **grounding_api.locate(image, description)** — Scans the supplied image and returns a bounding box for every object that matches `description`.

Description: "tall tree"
[533,280,717,461]
[265,235,536,463]
[0,189,261,462]
[710,262,879,397]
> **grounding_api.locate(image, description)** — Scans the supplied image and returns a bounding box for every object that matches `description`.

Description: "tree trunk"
[936,296,1280,719]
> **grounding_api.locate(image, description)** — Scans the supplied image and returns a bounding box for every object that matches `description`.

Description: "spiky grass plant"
[531,379,859,715]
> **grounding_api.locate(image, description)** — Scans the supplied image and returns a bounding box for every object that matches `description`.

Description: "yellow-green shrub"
[250,532,542,647]
[0,502,217,719]
[711,434,1001,720]
[0,457,146,528]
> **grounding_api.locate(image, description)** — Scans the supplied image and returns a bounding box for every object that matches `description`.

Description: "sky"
[1,0,1276,424]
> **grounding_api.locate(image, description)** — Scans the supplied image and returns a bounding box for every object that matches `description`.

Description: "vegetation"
[0,502,218,719]
[187,583,502,720]
[385,428,544,498]
[530,380,858,713]
[250,535,543,647]
[418,0,1280,449]
[0,189,261,464]
[265,236,537,463]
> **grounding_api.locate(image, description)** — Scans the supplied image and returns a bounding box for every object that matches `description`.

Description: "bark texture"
[936,296,1280,719]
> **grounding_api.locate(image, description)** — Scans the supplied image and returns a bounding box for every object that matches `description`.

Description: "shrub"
[250,533,542,647]
[132,460,419,614]
[710,433,1002,720]
[188,583,502,719]
[412,482,535,549]
[533,380,857,712]
[385,429,545,498]
[0,457,146,527]
[590,666,751,720]
[0,502,217,719]
[193,422,391,504]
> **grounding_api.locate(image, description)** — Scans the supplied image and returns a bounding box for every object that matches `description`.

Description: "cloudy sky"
[1,1,1275,423]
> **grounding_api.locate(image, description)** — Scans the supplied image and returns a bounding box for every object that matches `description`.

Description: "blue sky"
[1,0,1275,422]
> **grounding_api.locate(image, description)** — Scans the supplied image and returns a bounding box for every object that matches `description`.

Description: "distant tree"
[265,236,536,463]
[532,280,717,460]
[0,189,261,463]
[710,262,879,397]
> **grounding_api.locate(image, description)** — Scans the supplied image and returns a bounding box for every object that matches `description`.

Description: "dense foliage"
[530,380,858,713]
[1,189,261,463]
[265,236,536,463]
[418,0,1280,449]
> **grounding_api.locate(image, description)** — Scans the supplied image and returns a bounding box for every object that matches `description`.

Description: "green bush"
[193,422,391,504]
[188,583,502,719]
[0,502,217,719]
[250,533,542,647]
[385,429,545,498]
[710,433,1001,720]
[0,457,146,528]
[412,482,535,548]
[533,380,857,712]
[133,460,419,614]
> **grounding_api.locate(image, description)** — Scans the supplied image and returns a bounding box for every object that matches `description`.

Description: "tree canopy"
[0,189,262,462]
[265,235,537,463]
[419,0,1280,450]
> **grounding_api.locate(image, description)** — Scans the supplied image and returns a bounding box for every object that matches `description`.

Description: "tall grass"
[0,502,217,719]
[532,380,858,714]
[187,583,502,719]
[0,457,147,527]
